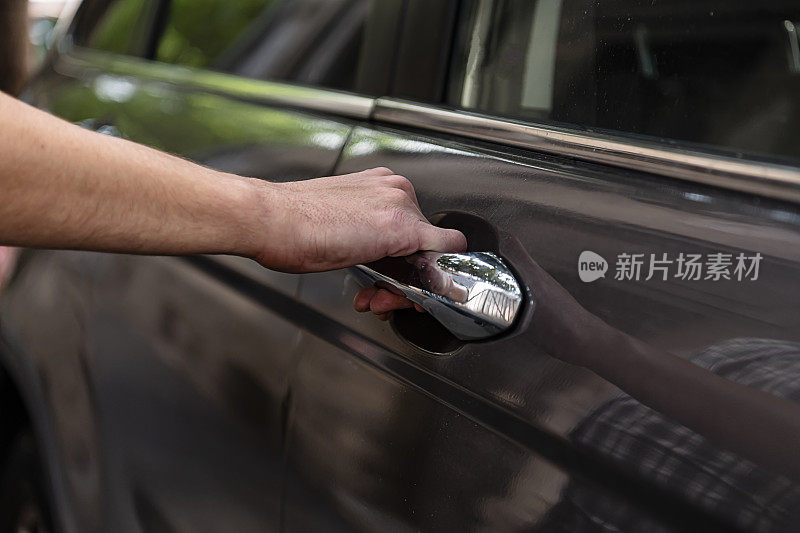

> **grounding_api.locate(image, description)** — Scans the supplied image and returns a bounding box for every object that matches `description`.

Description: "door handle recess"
[353,252,523,341]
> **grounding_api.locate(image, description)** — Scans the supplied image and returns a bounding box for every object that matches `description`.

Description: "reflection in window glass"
[79,0,159,56]
[449,0,800,161]
[156,0,275,68]
[154,0,369,92]
[226,0,368,91]
[74,0,371,93]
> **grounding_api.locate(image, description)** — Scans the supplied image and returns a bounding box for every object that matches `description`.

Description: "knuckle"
[379,174,409,190]
[396,177,415,194]
[370,166,393,175]
[389,174,411,186]
[384,187,410,204]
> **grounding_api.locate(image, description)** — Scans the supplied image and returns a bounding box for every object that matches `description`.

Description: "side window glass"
[73,0,160,56]
[448,1,800,161]
[155,0,275,68]
[155,0,370,92]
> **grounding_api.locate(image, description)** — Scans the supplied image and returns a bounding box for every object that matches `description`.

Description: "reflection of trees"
[48,77,338,156]
[85,0,155,54]
[85,0,275,67]
[157,0,275,67]
[436,254,518,293]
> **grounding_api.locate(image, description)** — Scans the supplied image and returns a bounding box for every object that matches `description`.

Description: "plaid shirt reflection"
[548,338,800,533]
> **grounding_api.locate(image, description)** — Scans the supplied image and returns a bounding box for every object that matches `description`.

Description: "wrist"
[574,315,631,371]
[537,302,619,369]
[224,175,282,260]
[237,178,292,268]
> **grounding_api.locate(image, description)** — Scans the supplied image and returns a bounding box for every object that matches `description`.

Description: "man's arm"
[0,92,465,272]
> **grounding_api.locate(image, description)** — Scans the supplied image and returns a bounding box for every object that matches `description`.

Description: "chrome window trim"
[52,48,800,203]
[374,98,800,204]
[55,47,375,120]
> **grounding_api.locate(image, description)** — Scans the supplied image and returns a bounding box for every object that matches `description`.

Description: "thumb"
[417,223,468,253]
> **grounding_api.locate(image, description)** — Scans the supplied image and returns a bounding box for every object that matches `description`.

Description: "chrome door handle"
[353,251,523,341]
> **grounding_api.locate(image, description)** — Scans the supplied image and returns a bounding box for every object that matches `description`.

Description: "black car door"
[285,1,800,531]
[16,0,395,531]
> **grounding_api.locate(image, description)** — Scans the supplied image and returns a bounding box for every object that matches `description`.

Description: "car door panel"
[304,125,800,422]
[286,125,800,531]
[86,254,300,531]
[283,334,569,533]
[0,250,105,532]
[9,0,800,530]
[19,47,363,529]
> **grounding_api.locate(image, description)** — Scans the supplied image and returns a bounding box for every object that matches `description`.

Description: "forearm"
[586,324,800,480]
[507,250,800,479]
[0,93,266,257]
[0,92,465,271]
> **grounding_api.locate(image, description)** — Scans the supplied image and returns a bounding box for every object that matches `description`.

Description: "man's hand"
[0,94,464,277]
[252,167,466,273]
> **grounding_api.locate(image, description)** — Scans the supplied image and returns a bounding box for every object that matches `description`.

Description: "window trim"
[385,0,800,203]
[373,98,800,204]
[52,14,800,205]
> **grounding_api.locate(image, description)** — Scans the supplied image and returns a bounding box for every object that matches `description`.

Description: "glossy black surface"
[2,1,800,532]
[290,127,800,532]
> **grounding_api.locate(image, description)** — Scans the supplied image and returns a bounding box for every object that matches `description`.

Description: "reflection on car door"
[283,2,800,530]
[286,122,800,532]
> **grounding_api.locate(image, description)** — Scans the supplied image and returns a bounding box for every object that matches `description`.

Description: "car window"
[447,0,800,161]
[155,0,275,68]
[72,0,161,56]
[156,0,370,92]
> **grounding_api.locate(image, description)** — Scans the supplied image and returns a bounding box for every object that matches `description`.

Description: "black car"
[2,0,800,531]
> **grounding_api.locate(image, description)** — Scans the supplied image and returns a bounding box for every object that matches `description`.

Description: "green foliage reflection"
[156,0,274,68]
[86,0,158,55]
